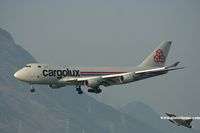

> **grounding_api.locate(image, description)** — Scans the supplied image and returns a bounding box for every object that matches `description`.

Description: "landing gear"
[30,84,35,93]
[75,86,102,94]
[88,88,102,94]
[30,89,35,92]
[97,88,102,93]
[76,86,83,94]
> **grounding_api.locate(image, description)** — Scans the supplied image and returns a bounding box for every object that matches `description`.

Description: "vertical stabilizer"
[138,41,172,68]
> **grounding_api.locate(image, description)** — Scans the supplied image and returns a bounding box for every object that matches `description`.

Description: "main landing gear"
[76,86,83,94]
[88,88,102,94]
[75,86,102,94]
[30,84,35,92]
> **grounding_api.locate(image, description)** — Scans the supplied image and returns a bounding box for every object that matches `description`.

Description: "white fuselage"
[14,63,142,85]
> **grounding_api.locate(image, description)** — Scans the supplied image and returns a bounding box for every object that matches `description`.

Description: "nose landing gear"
[30,84,35,92]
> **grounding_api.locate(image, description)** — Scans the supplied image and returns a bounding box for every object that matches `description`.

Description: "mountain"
[121,101,199,133]
[0,28,163,133]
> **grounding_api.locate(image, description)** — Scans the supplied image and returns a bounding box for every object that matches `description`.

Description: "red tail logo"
[154,49,165,63]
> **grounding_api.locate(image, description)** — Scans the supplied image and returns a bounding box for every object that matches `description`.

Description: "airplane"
[165,113,192,128]
[14,41,184,94]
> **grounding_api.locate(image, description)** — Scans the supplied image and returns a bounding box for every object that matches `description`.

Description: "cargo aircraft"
[14,41,184,94]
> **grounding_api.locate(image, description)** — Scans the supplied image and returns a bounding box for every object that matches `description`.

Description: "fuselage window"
[38,65,41,68]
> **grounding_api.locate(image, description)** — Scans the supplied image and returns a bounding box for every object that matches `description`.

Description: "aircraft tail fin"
[138,41,172,68]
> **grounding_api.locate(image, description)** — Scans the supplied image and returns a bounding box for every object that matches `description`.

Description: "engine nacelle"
[120,73,134,83]
[85,77,102,88]
[48,84,65,89]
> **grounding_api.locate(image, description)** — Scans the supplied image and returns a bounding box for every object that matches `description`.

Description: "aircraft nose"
[14,71,20,79]
[14,69,26,81]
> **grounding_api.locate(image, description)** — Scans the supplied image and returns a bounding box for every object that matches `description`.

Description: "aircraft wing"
[58,72,130,86]
[100,62,184,86]
[59,61,184,86]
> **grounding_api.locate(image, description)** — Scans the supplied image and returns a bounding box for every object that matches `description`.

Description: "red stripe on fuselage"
[80,72,125,74]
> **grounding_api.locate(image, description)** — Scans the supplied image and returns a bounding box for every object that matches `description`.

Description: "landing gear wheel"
[78,90,83,94]
[88,89,94,93]
[30,88,35,92]
[97,89,102,93]
[76,86,83,94]
[95,88,102,94]
[88,88,102,94]
[30,84,35,93]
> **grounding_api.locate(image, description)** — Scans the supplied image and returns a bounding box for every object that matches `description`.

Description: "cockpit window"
[25,65,31,67]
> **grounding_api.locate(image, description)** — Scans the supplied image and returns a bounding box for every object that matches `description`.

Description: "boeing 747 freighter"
[14,41,184,94]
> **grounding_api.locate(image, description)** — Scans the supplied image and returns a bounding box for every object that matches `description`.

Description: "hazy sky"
[1,0,200,129]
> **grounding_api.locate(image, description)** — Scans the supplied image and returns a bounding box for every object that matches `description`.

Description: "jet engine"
[48,84,66,89]
[120,73,134,83]
[85,77,102,88]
